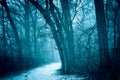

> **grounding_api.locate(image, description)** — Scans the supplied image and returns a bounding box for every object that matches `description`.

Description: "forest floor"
[0,63,87,80]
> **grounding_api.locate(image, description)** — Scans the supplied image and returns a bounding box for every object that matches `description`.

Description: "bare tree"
[28,0,76,73]
[94,0,111,79]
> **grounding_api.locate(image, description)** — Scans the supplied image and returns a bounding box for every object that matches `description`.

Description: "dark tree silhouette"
[94,0,111,79]
[28,0,76,73]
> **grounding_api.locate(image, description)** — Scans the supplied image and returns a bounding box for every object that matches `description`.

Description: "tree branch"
[28,0,62,49]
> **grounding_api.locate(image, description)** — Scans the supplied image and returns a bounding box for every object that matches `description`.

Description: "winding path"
[0,63,86,80]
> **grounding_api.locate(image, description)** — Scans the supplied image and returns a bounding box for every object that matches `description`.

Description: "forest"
[0,0,120,80]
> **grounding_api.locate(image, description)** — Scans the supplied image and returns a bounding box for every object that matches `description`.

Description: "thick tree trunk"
[49,0,68,73]
[60,0,75,73]
[94,0,110,79]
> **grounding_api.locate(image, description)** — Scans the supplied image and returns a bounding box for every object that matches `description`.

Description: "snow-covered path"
[0,63,86,80]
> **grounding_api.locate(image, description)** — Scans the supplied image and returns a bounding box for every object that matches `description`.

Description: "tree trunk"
[94,0,110,79]
[1,4,7,72]
[24,0,31,56]
[1,0,22,66]
[60,0,75,73]
[33,9,37,55]
[112,1,120,79]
